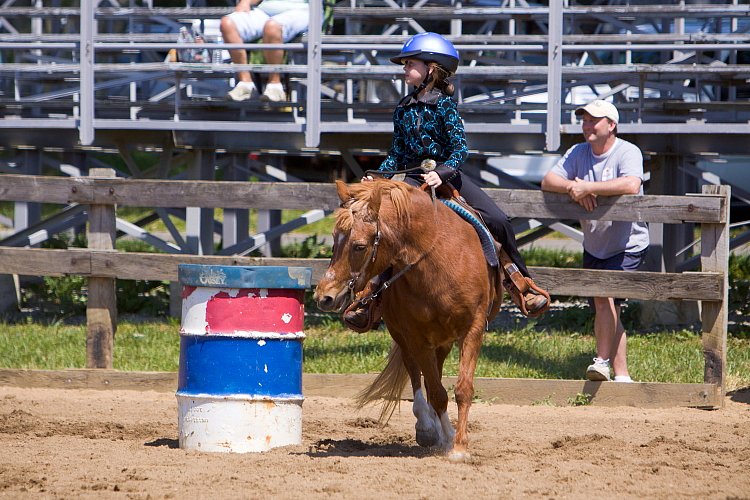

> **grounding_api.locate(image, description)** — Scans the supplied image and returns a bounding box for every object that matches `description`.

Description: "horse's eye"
[353,244,367,252]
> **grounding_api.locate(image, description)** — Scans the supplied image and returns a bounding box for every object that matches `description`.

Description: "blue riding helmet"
[390,32,459,75]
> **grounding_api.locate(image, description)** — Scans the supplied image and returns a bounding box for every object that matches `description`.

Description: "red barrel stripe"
[204,288,305,334]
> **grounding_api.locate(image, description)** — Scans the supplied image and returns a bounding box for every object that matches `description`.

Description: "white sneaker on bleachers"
[262,84,286,102]
[227,83,257,102]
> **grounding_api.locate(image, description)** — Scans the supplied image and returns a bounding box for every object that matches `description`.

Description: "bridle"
[345,220,382,299]
[343,195,440,308]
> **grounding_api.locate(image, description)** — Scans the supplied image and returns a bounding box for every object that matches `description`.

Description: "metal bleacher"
[1,0,750,263]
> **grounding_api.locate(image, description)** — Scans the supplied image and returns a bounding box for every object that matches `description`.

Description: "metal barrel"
[176,265,312,453]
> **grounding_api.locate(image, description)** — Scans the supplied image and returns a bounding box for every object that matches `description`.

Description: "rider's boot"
[523,286,549,315]
[342,277,384,332]
[496,243,550,317]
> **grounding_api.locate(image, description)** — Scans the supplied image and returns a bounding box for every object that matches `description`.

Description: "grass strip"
[1,319,748,390]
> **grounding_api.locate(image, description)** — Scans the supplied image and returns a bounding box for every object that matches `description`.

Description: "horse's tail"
[355,340,409,423]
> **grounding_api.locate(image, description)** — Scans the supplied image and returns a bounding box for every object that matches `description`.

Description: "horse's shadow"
[145,438,179,449]
[729,387,750,405]
[297,438,435,459]
[143,437,434,458]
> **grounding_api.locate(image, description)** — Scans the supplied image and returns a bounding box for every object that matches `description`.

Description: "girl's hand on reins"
[421,170,443,188]
[361,175,374,182]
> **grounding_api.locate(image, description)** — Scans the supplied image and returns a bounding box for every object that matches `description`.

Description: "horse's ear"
[335,180,352,204]
[369,184,382,214]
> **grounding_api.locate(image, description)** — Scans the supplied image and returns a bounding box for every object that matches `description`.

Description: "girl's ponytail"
[429,63,455,96]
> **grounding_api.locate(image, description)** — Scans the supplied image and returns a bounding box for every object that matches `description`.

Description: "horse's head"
[314,179,410,313]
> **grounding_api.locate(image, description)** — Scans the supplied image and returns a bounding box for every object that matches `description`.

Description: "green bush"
[729,253,750,317]
[280,235,333,259]
[20,234,171,319]
[520,247,582,268]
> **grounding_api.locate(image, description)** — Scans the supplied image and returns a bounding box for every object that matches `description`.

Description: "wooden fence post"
[86,168,117,369]
[700,184,730,396]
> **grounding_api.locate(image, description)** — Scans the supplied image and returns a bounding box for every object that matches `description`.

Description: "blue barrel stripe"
[177,336,303,398]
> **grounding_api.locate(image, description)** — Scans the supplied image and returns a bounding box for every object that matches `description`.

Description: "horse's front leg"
[450,322,485,462]
[416,345,454,451]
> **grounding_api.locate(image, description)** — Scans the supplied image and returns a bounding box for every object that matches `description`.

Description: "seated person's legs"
[260,8,310,102]
[221,10,270,101]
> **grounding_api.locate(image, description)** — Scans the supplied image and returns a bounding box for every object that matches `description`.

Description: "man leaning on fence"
[541,100,650,383]
[221,0,309,102]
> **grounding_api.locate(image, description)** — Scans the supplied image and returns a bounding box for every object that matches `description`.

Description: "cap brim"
[575,106,610,119]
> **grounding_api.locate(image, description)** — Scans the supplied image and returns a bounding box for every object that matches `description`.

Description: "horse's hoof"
[415,427,439,448]
[447,450,471,463]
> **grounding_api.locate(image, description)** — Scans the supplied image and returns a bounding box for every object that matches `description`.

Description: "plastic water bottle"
[177,26,194,62]
[192,25,209,63]
[212,35,224,65]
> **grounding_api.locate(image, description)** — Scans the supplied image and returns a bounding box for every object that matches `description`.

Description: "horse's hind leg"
[434,344,456,446]
[449,322,485,462]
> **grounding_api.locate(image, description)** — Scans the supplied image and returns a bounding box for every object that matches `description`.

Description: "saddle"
[421,175,550,318]
[342,169,550,332]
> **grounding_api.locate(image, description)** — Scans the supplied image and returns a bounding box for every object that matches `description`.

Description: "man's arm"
[541,171,598,212]
[568,176,642,199]
[540,171,572,193]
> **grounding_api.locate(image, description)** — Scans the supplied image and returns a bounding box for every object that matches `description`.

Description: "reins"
[363,165,427,177]
[364,162,443,203]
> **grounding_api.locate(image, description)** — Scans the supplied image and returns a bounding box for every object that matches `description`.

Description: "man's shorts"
[583,248,647,305]
[227,5,309,43]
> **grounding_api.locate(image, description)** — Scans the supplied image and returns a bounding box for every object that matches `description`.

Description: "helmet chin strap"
[413,71,433,97]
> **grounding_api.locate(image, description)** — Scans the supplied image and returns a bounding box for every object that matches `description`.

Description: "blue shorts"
[583,249,647,305]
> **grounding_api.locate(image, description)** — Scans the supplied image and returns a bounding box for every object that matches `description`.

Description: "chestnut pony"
[314,179,503,461]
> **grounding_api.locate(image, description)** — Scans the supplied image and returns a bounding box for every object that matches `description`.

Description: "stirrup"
[341,278,384,333]
[343,298,382,333]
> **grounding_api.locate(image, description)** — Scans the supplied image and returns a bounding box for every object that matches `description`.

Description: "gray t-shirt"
[550,138,650,260]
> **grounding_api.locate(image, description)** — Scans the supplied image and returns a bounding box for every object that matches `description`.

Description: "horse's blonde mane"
[335,180,412,230]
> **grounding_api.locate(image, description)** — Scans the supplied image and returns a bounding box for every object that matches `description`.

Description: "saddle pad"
[441,199,499,268]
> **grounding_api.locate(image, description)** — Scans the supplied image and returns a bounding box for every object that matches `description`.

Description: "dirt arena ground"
[1,385,748,499]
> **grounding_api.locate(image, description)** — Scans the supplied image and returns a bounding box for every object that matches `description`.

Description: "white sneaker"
[614,375,634,383]
[586,357,611,381]
[262,84,286,102]
[226,83,257,102]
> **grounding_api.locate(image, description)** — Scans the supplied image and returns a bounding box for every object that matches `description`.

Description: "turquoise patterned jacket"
[378,89,468,183]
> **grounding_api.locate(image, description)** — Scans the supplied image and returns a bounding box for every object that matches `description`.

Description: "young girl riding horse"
[345,32,549,331]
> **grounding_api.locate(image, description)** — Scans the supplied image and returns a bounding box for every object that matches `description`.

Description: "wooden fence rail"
[0,172,730,407]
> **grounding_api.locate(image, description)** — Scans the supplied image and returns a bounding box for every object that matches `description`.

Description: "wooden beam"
[700,185,730,396]
[0,248,723,301]
[0,176,727,223]
[0,369,722,409]
[531,267,723,302]
[489,190,726,224]
[86,168,117,369]
[0,175,95,204]
[0,247,90,276]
